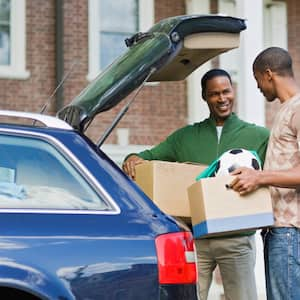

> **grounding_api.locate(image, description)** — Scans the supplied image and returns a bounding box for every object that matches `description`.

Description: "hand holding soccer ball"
[215,148,262,194]
[214,148,261,177]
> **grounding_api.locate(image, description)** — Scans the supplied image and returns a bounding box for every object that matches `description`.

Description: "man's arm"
[230,111,300,194]
[229,165,300,195]
[122,130,180,180]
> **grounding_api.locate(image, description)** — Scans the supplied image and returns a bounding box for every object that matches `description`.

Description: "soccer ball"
[214,148,261,176]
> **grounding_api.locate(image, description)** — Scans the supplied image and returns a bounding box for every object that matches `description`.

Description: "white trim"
[264,0,287,49]
[138,0,154,32]
[218,0,239,82]
[0,110,72,129]
[236,0,265,126]
[186,0,211,124]
[87,0,101,81]
[0,209,119,214]
[87,0,154,82]
[0,0,30,79]
[0,67,29,79]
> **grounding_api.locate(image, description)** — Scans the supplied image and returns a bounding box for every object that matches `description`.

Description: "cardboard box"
[188,176,274,238]
[135,161,207,218]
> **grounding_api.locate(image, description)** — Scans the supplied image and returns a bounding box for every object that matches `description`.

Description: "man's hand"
[228,167,262,195]
[122,155,145,180]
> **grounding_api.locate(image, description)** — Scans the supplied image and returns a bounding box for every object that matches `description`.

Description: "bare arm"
[229,165,300,195]
[122,155,145,180]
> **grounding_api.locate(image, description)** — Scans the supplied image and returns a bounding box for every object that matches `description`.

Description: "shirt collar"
[208,113,239,127]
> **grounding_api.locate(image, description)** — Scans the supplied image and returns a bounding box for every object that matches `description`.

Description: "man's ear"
[202,91,206,101]
[265,68,274,81]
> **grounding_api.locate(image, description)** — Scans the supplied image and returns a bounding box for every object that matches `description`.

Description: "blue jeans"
[261,227,300,300]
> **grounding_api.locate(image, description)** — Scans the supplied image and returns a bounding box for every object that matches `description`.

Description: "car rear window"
[0,134,111,211]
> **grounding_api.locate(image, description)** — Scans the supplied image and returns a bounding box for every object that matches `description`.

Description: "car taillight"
[155,231,198,284]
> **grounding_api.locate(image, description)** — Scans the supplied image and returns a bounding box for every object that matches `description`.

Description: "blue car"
[0,15,246,300]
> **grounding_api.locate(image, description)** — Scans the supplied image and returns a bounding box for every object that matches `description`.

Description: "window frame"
[263,0,287,49]
[87,0,154,81]
[0,0,29,79]
[218,0,239,82]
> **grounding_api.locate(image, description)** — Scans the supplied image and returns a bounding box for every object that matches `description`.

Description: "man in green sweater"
[122,69,269,300]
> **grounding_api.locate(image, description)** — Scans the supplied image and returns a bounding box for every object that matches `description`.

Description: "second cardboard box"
[188,175,274,238]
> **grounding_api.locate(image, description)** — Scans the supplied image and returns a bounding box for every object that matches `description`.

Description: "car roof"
[0,110,72,130]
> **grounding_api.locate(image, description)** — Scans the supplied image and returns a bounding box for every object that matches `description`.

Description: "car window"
[0,134,110,211]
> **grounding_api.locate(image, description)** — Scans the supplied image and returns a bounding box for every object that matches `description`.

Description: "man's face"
[204,76,234,126]
[253,69,277,102]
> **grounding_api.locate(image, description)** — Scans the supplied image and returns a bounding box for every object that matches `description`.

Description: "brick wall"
[86,0,187,145]
[65,0,187,145]
[63,0,89,106]
[0,1,56,113]
[0,0,298,142]
[0,0,212,146]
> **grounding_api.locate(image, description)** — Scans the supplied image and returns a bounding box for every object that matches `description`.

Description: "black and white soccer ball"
[214,148,261,176]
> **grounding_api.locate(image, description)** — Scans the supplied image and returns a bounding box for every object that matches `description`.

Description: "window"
[264,0,287,49]
[88,0,154,80]
[218,0,239,82]
[0,0,29,79]
[99,0,138,70]
[186,0,211,124]
[0,0,10,65]
[0,134,110,211]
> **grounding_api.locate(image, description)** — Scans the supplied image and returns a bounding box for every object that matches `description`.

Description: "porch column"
[186,0,211,124]
[236,0,265,126]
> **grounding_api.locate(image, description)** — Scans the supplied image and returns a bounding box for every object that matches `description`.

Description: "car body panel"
[0,124,191,299]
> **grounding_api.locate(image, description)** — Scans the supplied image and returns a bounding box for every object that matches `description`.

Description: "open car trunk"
[57,14,246,132]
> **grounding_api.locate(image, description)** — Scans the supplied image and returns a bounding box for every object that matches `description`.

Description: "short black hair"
[201,69,232,100]
[253,47,294,77]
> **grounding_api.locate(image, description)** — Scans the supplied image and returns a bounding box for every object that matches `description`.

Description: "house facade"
[1,1,296,157]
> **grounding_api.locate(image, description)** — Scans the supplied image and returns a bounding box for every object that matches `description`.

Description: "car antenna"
[39,60,78,115]
[97,67,156,148]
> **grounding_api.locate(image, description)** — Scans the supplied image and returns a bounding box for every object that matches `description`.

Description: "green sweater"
[132,113,270,238]
[138,113,269,166]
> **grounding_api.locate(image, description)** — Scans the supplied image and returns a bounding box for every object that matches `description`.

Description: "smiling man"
[122,68,269,300]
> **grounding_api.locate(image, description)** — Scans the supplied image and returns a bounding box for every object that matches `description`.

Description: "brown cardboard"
[135,161,207,217]
[188,175,274,238]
